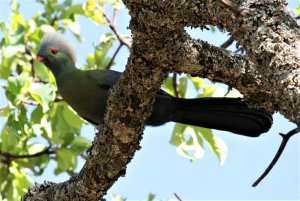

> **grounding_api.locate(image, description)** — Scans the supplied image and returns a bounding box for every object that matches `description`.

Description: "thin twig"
[172,73,179,98]
[252,127,300,187]
[103,9,131,48]
[0,146,55,165]
[106,43,123,69]
[220,36,235,48]
[219,0,244,16]
[112,8,118,26]
[174,192,183,201]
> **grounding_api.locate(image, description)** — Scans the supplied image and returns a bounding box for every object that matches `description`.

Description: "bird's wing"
[86,69,122,89]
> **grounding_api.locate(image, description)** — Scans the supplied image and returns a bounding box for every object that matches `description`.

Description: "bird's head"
[37,32,77,75]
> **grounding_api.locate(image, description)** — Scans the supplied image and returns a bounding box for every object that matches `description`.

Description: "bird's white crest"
[40,32,77,64]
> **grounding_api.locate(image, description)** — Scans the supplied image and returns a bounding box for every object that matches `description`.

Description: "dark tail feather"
[170,97,273,137]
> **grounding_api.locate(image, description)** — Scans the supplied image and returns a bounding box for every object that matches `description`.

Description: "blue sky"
[0,0,299,200]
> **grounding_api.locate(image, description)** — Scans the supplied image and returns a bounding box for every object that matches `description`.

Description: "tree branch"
[219,0,244,16]
[220,35,235,49]
[252,127,299,187]
[106,42,123,69]
[103,9,131,48]
[0,146,55,165]
[172,73,179,98]
[174,192,184,201]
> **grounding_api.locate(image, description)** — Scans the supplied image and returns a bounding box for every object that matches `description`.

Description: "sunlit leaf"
[30,84,56,112]
[295,6,300,14]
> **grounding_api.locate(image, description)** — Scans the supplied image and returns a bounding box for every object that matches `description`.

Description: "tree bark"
[23,0,300,200]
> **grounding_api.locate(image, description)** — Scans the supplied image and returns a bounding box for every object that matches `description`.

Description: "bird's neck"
[48,59,78,78]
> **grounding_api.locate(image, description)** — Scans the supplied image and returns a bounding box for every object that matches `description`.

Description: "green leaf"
[0,56,13,79]
[86,53,94,63]
[200,128,228,166]
[170,123,186,146]
[6,76,28,105]
[31,105,43,124]
[199,85,224,97]
[147,193,156,201]
[55,148,76,174]
[33,60,51,83]
[4,44,25,58]
[62,105,83,130]
[10,24,25,45]
[49,103,80,145]
[14,169,33,197]
[0,106,10,117]
[59,4,84,18]
[188,75,204,91]
[170,123,227,164]
[175,126,205,161]
[64,20,81,35]
[30,83,56,112]
[295,6,300,15]
[83,0,105,25]
[70,136,91,153]
[0,124,17,151]
[162,76,175,96]
[40,24,56,33]
[178,77,188,98]
[27,143,46,154]
[10,0,20,12]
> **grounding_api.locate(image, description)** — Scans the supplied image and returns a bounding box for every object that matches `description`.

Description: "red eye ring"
[50,47,58,54]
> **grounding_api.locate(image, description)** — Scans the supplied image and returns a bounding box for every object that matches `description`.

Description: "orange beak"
[37,56,44,62]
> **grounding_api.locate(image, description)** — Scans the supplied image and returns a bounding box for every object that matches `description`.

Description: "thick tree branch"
[219,0,244,16]
[23,18,169,200]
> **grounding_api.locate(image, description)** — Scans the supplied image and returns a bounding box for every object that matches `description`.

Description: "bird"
[37,32,273,137]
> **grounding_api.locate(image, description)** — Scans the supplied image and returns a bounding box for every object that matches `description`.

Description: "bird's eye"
[50,47,58,54]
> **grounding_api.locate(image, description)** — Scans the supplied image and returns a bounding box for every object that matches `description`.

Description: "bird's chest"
[56,75,108,124]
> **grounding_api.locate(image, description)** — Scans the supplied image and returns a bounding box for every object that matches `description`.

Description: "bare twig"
[112,8,118,26]
[220,36,235,48]
[219,0,244,16]
[0,146,55,165]
[103,9,131,48]
[174,192,183,201]
[106,43,123,69]
[252,127,300,187]
[172,73,179,98]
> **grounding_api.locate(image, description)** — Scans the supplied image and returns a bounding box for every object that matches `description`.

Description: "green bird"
[37,32,272,137]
